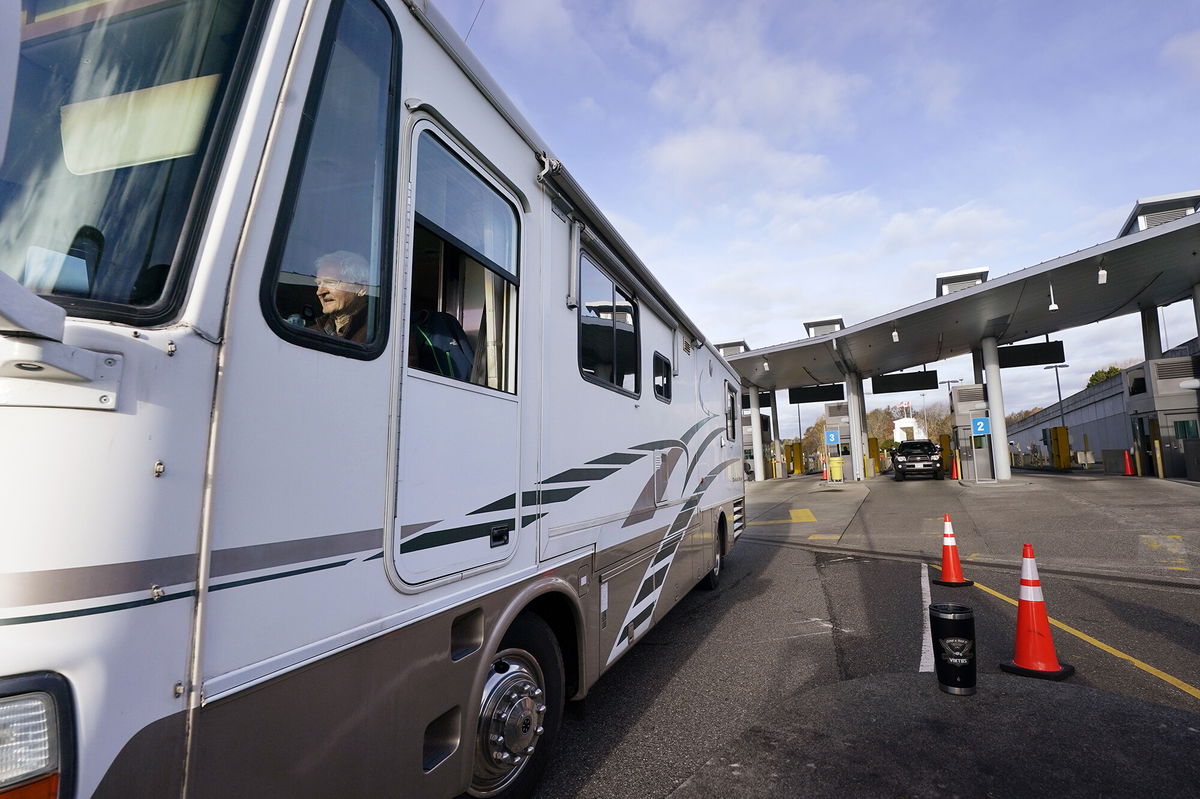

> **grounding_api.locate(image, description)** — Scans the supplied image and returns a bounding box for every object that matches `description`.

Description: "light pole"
[920,392,928,438]
[795,403,802,474]
[1044,364,1070,427]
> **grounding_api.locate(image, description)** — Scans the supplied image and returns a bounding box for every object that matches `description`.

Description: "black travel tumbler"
[929,603,976,695]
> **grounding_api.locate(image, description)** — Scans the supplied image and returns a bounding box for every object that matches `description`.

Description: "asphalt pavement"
[667,471,1200,798]
[669,672,1200,798]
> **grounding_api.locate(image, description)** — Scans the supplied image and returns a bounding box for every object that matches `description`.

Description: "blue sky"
[435,0,1200,436]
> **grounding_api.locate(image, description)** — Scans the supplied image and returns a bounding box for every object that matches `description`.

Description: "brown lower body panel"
[94,561,590,799]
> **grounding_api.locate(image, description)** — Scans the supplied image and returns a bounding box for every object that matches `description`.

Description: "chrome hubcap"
[471,649,547,796]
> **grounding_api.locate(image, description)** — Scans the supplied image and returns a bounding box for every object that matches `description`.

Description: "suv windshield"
[0,0,255,323]
[896,441,938,455]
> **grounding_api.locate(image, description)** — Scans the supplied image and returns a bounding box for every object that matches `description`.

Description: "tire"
[467,614,564,799]
[894,470,905,481]
[935,468,944,480]
[700,527,724,590]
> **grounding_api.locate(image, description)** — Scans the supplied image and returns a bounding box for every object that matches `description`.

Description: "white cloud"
[900,57,964,117]
[646,126,827,192]
[881,203,1023,255]
[1162,28,1200,82]
[626,1,867,140]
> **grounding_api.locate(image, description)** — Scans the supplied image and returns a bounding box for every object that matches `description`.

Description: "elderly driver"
[310,250,371,342]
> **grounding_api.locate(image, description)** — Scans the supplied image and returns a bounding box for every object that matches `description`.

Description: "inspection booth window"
[579,253,639,395]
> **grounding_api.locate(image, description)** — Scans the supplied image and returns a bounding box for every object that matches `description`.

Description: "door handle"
[490,525,510,548]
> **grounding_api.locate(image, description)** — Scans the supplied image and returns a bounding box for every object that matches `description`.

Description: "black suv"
[890,440,944,481]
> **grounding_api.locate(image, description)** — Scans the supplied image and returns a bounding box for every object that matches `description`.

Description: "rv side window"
[726,382,738,440]
[408,131,518,393]
[653,352,672,402]
[579,254,639,395]
[262,0,398,357]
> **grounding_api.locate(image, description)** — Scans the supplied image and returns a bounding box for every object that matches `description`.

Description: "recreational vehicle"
[0,1,745,796]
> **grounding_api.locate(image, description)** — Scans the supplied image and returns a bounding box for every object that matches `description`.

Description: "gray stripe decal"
[527,487,588,505]
[622,447,685,528]
[1,528,383,609]
[468,487,588,515]
[683,428,727,489]
[619,602,657,645]
[0,560,357,627]
[210,529,382,578]
[681,415,717,445]
[399,519,514,554]
[400,521,438,540]
[635,562,670,604]
[542,467,618,483]
[469,494,517,514]
[0,553,198,607]
[631,439,685,452]
[588,452,646,465]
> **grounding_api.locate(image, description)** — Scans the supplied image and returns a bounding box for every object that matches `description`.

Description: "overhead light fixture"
[1048,281,1059,312]
[762,357,770,373]
[891,326,900,343]
[1097,256,1107,285]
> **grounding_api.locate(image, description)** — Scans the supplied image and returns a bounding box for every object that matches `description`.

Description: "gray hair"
[314,250,371,286]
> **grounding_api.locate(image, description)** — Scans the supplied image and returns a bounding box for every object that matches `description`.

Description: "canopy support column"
[748,385,765,482]
[981,337,1011,481]
[1141,306,1164,361]
[1192,283,1200,343]
[846,372,866,481]
[769,390,784,478]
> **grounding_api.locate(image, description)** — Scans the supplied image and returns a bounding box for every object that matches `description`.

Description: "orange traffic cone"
[822,458,828,481]
[1000,544,1074,680]
[1123,450,1135,476]
[951,454,960,480]
[931,514,973,587]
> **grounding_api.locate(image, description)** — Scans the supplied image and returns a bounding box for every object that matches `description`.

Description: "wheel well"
[522,593,580,699]
[717,512,728,555]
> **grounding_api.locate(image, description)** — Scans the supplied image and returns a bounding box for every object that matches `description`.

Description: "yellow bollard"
[829,457,844,482]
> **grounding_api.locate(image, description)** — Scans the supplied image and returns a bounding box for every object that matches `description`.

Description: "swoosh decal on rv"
[607,457,739,665]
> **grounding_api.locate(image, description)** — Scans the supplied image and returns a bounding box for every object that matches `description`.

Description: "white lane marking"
[920,563,935,673]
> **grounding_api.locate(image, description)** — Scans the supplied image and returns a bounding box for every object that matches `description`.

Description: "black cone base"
[931,578,973,587]
[999,661,1075,681]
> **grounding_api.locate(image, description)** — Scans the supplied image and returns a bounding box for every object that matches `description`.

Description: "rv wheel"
[700,522,725,590]
[468,614,564,798]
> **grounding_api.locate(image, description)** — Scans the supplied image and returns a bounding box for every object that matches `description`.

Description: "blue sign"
[972,417,991,435]
[825,430,841,446]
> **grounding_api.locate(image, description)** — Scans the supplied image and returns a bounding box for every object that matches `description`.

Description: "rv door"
[393,127,521,585]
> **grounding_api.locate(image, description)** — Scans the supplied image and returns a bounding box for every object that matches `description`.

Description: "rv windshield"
[0,0,255,323]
